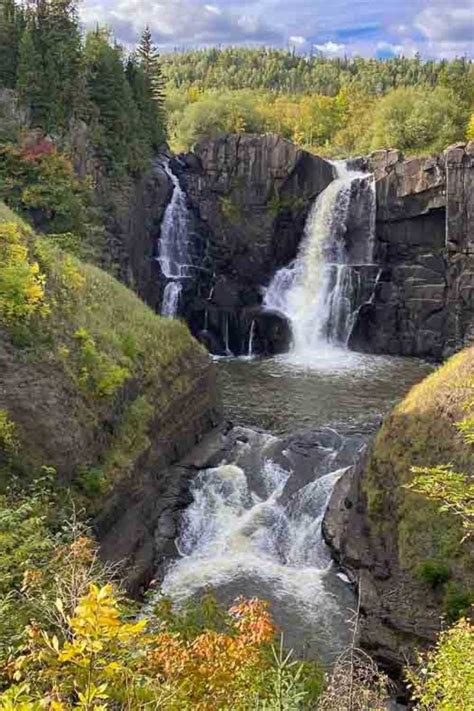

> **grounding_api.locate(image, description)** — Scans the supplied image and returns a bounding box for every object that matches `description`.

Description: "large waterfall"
[157,161,194,318]
[264,162,376,356]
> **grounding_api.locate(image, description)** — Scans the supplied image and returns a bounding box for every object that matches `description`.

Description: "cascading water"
[157,160,194,318]
[264,162,376,356]
[160,429,355,660]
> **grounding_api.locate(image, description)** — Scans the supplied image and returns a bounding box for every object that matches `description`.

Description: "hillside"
[0,202,218,590]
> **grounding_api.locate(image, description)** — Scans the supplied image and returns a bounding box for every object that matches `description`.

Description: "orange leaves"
[144,597,276,708]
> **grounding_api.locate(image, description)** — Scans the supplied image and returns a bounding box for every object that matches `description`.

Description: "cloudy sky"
[79,0,474,59]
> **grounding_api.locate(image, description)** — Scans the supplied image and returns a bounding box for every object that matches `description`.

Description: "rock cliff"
[149,136,473,360]
[323,347,474,675]
[350,142,474,359]
[0,204,219,595]
[169,133,335,355]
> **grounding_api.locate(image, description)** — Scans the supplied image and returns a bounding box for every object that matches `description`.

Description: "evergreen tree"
[135,25,166,146]
[84,29,148,173]
[0,0,25,88]
[16,16,45,127]
[16,0,83,131]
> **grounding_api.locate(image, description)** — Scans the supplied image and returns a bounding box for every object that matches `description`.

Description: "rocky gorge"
[2,124,473,688]
[126,134,473,361]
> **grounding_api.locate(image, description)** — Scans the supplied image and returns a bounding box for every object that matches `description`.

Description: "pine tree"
[16,17,45,127]
[84,29,148,173]
[0,0,25,88]
[135,25,166,146]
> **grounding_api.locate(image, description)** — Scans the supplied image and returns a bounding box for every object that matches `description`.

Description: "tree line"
[0,0,166,175]
[162,48,474,156]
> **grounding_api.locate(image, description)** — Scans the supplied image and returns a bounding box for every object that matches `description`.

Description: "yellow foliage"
[467,113,474,141]
[0,222,48,324]
[143,598,276,708]
[0,409,18,452]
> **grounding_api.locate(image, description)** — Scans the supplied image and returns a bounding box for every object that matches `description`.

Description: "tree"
[0,0,25,88]
[133,25,166,146]
[84,29,148,173]
[16,0,83,131]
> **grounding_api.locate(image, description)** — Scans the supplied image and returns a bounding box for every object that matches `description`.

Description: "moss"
[415,560,451,588]
[0,201,210,503]
[443,582,474,623]
[364,346,474,589]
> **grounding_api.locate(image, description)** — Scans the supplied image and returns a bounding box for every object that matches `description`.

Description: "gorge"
[139,134,473,678]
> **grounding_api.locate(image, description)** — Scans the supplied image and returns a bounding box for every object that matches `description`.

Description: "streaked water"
[264,161,376,354]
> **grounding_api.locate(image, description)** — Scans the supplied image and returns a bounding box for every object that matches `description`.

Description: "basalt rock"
[166,133,335,354]
[349,142,474,359]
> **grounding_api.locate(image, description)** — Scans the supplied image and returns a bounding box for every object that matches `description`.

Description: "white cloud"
[414,2,474,57]
[376,41,403,55]
[79,0,281,46]
[415,4,474,42]
[289,35,306,45]
[314,41,346,56]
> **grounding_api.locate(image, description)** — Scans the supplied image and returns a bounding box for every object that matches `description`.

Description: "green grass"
[364,346,474,600]
[0,201,209,502]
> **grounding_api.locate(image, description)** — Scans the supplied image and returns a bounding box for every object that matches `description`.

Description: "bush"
[415,560,451,588]
[0,221,48,325]
[443,582,474,623]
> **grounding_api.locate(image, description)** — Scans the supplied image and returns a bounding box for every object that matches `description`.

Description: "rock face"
[149,136,473,360]
[166,133,335,354]
[349,142,474,359]
[323,346,474,676]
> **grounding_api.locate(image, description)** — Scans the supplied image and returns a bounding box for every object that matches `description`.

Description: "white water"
[162,446,351,657]
[248,319,256,358]
[161,281,182,318]
[157,161,193,317]
[264,162,375,361]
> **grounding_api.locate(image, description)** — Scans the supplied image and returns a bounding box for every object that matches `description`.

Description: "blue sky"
[79,0,474,59]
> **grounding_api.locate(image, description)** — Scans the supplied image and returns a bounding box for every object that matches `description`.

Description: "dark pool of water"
[216,348,433,436]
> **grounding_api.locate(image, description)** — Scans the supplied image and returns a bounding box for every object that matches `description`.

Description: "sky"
[79,0,474,59]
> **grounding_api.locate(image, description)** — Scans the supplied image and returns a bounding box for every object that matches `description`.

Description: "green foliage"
[0,410,18,453]
[0,0,25,89]
[406,617,474,709]
[369,86,467,154]
[415,560,451,588]
[16,0,83,132]
[408,465,474,543]
[443,582,474,623]
[72,327,130,398]
[0,142,101,259]
[162,49,472,155]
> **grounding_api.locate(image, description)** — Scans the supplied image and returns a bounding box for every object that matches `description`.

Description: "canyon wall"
[151,135,473,360]
[349,143,474,359]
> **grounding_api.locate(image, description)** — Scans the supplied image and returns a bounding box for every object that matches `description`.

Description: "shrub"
[406,617,474,709]
[415,560,451,588]
[443,582,474,623]
[0,221,48,325]
[0,410,18,453]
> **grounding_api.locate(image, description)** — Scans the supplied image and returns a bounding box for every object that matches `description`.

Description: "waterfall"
[157,160,193,318]
[162,282,182,318]
[248,319,256,358]
[162,452,350,658]
[264,162,375,356]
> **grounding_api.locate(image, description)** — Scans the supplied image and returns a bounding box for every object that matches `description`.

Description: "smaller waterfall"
[162,282,182,318]
[158,160,194,318]
[247,320,257,358]
[264,162,376,358]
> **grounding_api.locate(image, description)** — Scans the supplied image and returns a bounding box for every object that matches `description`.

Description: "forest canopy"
[161,48,474,156]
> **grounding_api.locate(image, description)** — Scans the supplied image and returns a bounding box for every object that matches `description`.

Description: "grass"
[364,346,474,601]
[0,201,210,503]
